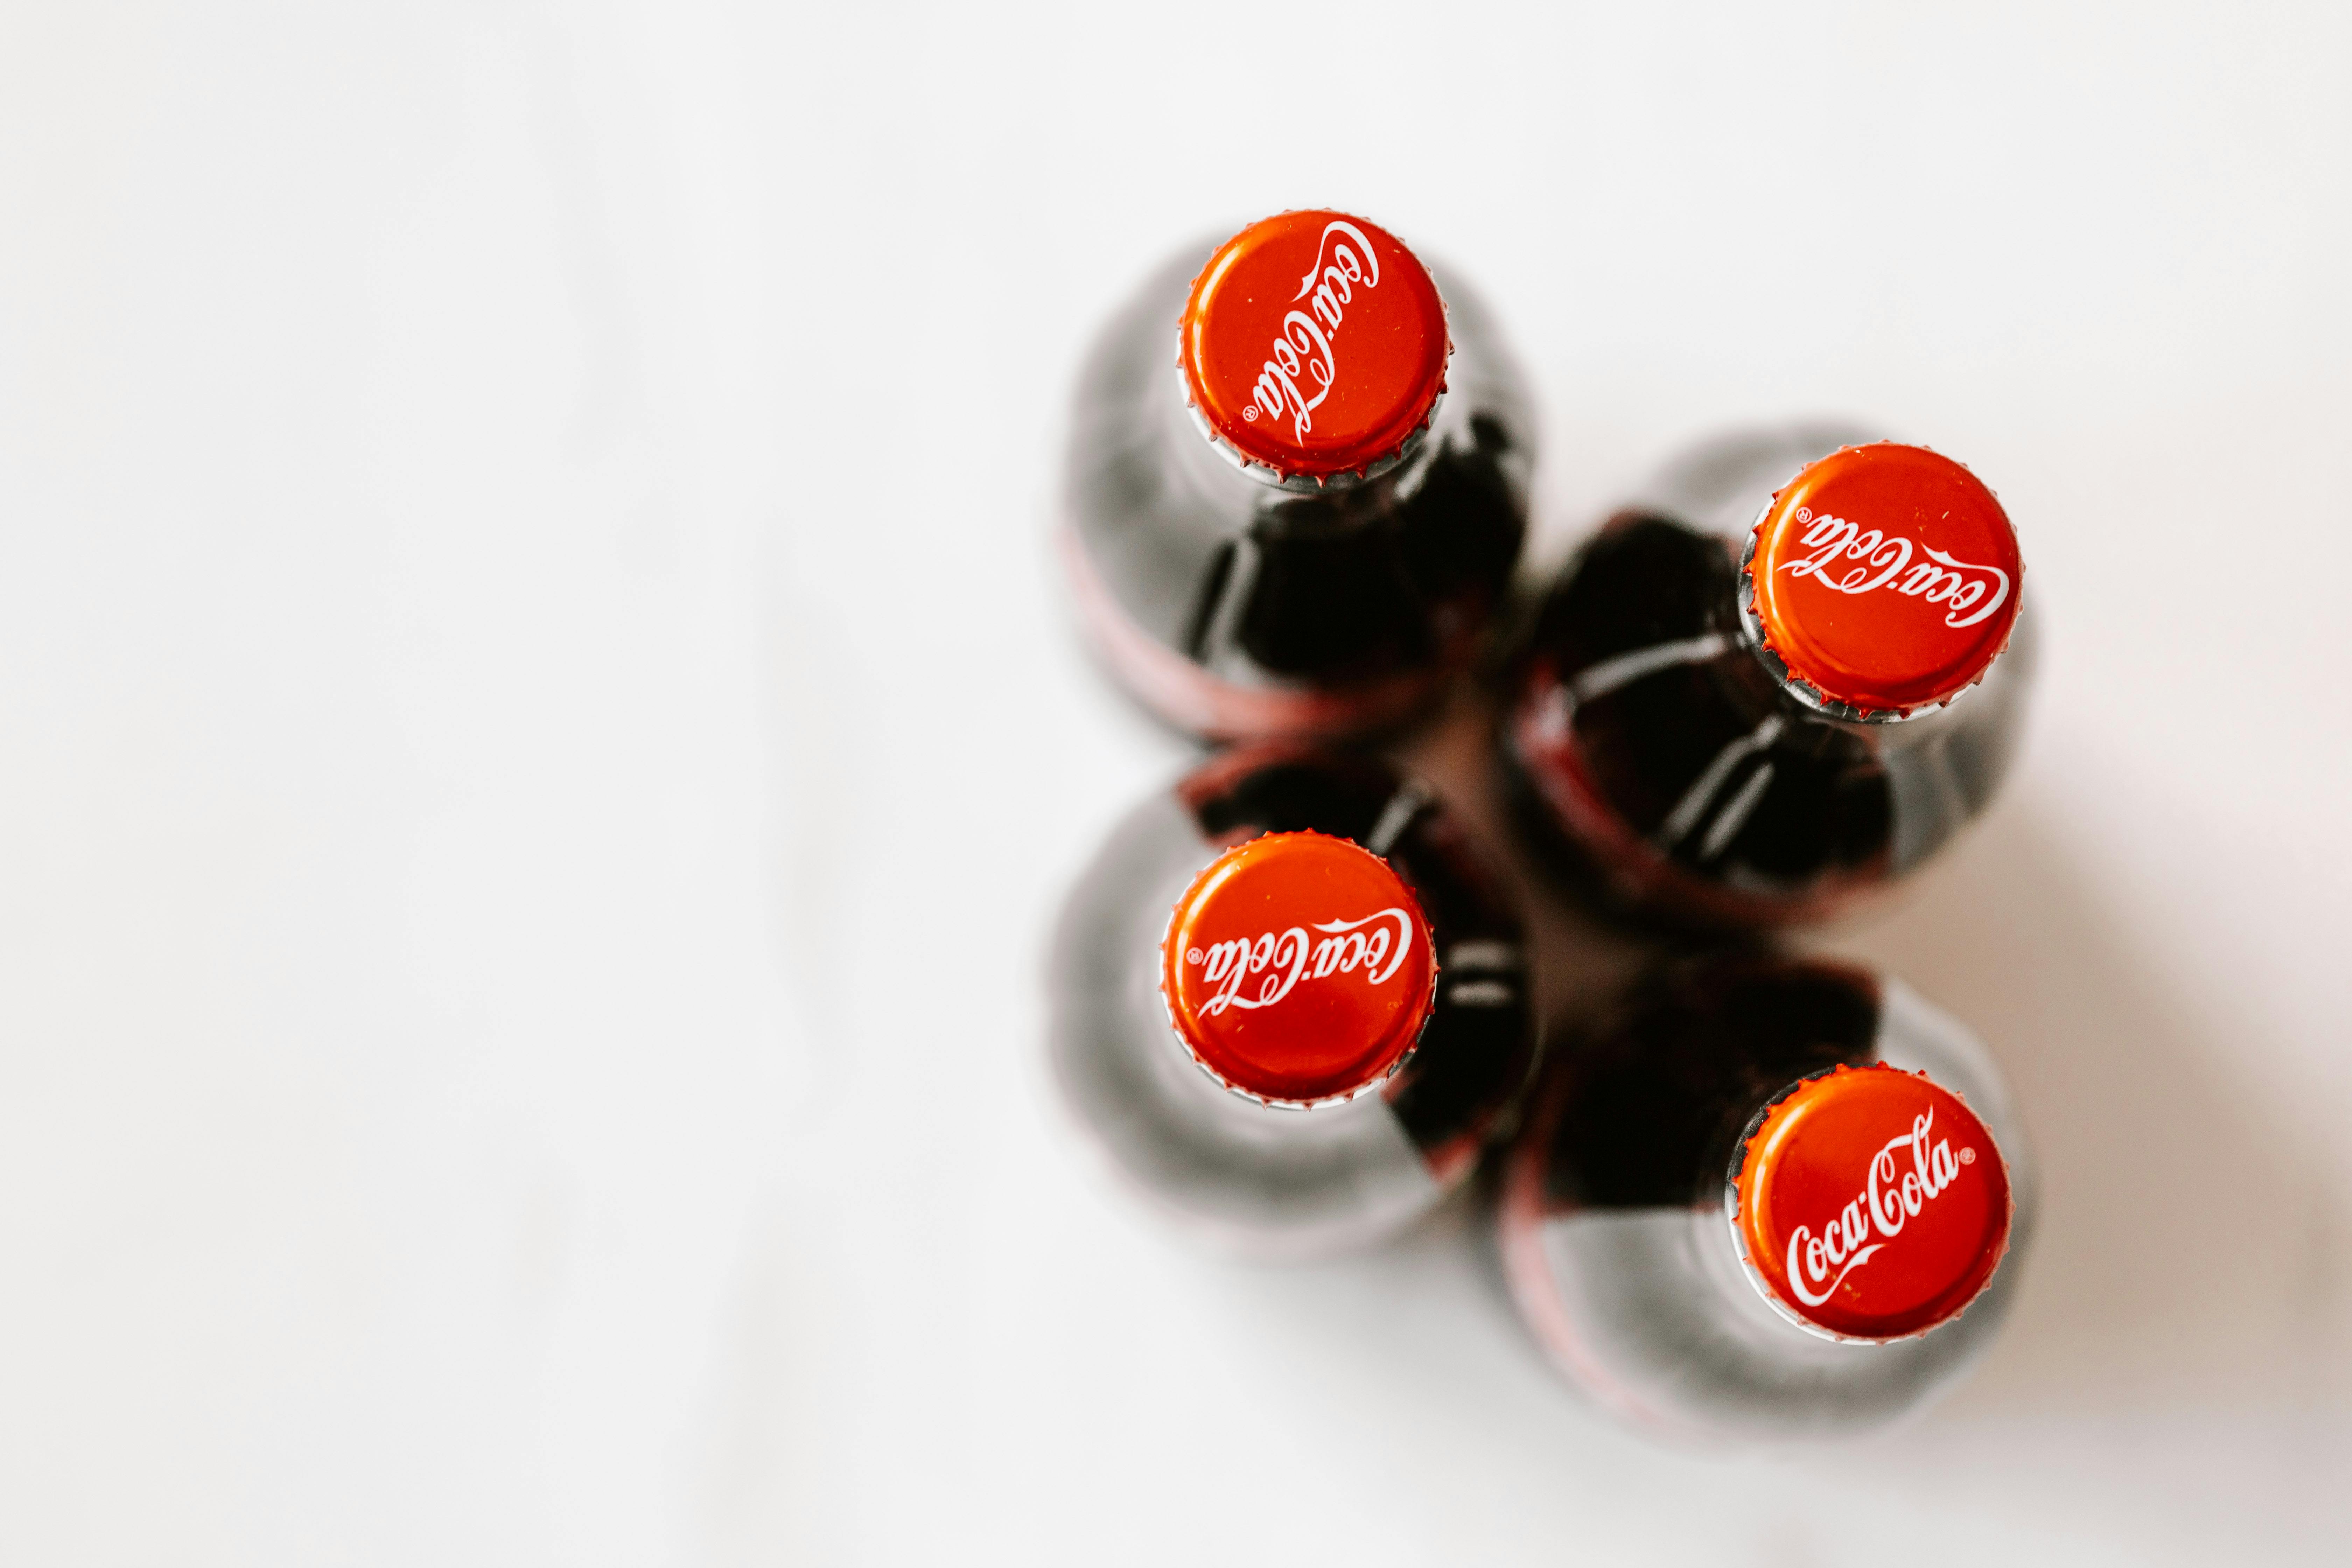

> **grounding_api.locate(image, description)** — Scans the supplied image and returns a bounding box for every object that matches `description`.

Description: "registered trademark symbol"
[1959,1147,1976,1164]
[1242,407,1257,420]
[1186,948,1203,964]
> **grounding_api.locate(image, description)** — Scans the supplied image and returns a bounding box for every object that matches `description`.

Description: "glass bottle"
[1503,429,2035,928]
[1063,210,1534,742]
[1498,950,2034,1442]
[1048,748,1537,1254]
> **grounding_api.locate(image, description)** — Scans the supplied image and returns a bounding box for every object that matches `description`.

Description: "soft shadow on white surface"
[1834,808,2352,1422]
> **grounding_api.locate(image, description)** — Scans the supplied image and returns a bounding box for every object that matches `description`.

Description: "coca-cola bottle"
[1048,748,1536,1254]
[1062,210,1534,742]
[1498,951,2033,1442]
[1503,429,2035,927]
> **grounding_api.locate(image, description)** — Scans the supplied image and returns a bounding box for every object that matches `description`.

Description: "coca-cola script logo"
[1183,906,1414,1017]
[1776,507,2012,630]
[1241,220,1382,442]
[1783,1107,1978,1307]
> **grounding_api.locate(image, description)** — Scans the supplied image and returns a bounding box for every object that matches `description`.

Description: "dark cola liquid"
[1502,427,2033,929]
[1533,957,1882,1215]
[1063,248,1533,741]
[1498,952,2035,1442]
[1048,749,1536,1255]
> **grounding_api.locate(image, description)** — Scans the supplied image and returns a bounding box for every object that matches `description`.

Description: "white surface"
[3,2,2350,1562]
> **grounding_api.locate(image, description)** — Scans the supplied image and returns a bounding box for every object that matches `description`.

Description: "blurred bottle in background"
[1503,429,2035,929]
[1062,210,1534,742]
[1048,748,1537,1255]
[1499,951,2032,1443]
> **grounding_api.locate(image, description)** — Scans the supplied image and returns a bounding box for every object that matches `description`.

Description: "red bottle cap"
[1732,1063,2012,1341]
[1745,443,2023,715]
[1160,831,1437,1106]
[1178,210,1450,483]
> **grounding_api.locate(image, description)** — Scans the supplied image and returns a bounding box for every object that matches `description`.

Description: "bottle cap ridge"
[1178,211,1450,482]
[1160,831,1437,1106]
[1733,1063,2013,1341]
[1745,443,2023,715]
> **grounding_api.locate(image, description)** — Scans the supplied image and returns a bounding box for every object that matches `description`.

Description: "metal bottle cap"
[1731,1062,2014,1341]
[1160,831,1437,1106]
[1744,443,2024,716]
[1177,210,1450,486]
